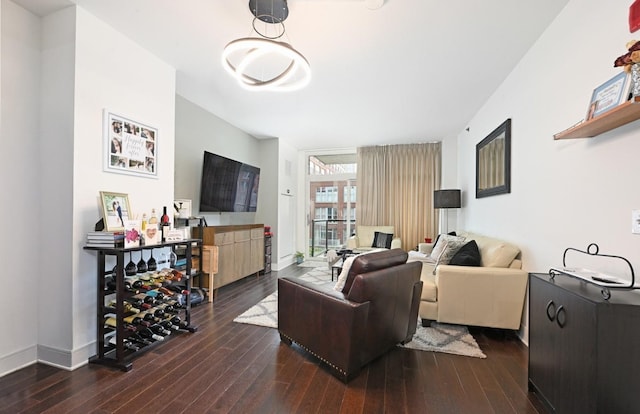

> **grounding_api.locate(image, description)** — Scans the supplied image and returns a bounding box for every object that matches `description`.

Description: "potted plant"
[294,251,304,264]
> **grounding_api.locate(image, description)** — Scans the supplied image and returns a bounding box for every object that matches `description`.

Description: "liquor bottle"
[140,213,148,245]
[160,206,170,242]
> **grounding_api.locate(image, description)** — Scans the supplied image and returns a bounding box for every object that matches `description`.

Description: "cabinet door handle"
[555,305,566,328]
[545,300,556,321]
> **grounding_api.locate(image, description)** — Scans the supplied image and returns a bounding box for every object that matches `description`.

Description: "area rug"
[233,268,486,358]
[400,323,486,358]
[232,267,334,328]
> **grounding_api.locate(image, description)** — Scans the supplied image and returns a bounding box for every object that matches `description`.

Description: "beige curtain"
[356,143,441,251]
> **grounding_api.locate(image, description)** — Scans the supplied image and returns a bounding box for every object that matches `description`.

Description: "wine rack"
[84,239,202,371]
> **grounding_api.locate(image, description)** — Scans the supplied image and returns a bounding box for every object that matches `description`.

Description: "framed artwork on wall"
[476,119,511,198]
[103,110,158,178]
[99,191,132,232]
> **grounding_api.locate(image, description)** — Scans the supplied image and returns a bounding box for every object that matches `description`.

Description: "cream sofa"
[410,231,527,330]
[347,225,402,251]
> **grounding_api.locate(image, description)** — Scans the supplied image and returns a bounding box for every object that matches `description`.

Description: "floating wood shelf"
[554,96,640,140]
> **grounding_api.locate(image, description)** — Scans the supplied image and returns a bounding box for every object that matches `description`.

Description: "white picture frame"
[104,110,158,178]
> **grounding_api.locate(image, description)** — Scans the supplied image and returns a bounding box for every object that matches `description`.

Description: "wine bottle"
[104,317,137,332]
[170,316,189,330]
[149,324,171,336]
[108,335,140,352]
[130,332,153,346]
[139,327,165,342]
[159,320,180,331]
[160,206,170,242]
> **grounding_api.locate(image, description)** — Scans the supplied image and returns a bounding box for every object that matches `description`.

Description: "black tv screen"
[199,151,260,212]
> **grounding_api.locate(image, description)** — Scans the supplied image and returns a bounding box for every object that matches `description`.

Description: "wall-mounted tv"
[199,151,260,212]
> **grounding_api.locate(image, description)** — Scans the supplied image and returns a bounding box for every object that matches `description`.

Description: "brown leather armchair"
[278,249,423,382]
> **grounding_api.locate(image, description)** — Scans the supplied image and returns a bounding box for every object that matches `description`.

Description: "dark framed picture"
[476,119,511,198]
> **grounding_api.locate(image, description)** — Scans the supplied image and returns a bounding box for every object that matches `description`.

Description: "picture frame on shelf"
[99,191,132,232]
[588,71,631,119]
[103,109,158,178]
[124,219,141,248]
[174,199,192,218]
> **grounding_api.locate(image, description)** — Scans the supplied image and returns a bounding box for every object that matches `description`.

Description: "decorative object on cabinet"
[173,199,192,219]
[476,119,511,198]
[528,272,640,413]
[548,243,636,300]
[587,71,631,119]
[84,239,202,371]
[103,110,157,178]
[99,191,131,232]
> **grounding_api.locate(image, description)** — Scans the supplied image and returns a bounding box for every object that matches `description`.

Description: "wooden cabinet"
[192,224,264,299]
[528,273,640,413]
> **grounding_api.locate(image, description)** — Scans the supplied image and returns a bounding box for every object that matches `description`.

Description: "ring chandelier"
[222,0,311,92]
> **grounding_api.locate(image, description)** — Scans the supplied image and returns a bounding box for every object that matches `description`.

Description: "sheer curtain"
[356,143,441,250]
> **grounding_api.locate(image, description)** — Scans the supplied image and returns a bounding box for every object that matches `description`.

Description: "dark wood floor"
[0,265,549,414]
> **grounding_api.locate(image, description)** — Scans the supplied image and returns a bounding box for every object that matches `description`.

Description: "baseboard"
[36,342,92,372]
[0,345,37,378]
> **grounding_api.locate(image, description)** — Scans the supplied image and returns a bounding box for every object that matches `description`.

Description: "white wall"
[458,0,640,339]
[1,2,177,375]
[0,0,41,375]
[70,7,176,368]
[174,95,273,222]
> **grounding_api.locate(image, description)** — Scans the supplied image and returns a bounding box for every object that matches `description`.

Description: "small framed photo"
[99,191,132,232]
[588,71,631,119]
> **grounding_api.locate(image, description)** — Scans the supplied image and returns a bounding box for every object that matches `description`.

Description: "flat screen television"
[199,151,260,212]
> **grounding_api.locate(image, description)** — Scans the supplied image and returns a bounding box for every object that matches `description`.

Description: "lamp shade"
[434,189,461,209]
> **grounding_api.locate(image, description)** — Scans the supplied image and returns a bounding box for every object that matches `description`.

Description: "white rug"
[233,268,486,358]
[232,267,334,328]
[401,323,486,359]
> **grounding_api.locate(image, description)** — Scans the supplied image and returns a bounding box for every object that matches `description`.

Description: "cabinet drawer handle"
[545,300,556,321]
[556,305,566,328]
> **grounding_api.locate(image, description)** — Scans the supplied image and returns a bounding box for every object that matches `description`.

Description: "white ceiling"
[14,0,568,150]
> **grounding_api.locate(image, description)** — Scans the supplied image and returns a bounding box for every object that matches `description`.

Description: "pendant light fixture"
[222,0,311,92]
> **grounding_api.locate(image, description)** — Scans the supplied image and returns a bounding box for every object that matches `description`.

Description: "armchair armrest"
[435,265,528,330]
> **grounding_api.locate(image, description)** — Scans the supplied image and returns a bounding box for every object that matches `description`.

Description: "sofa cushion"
[419,263,437,302]
[461,232,521,268]
[449,240,481,266]
[371,231,394,249]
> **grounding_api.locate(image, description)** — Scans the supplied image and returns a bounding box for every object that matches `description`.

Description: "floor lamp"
[434,189,461,234]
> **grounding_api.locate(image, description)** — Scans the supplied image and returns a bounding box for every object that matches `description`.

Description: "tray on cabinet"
[549,243,638,300]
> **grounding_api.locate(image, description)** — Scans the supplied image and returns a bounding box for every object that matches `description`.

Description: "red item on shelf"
[631,0,640,32]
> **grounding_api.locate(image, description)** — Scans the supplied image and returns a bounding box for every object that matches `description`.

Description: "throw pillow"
[449,240,481,266]
[436,237,467,265]
[334,256,356,291]
[430,234,464,261]
[371,231,393,249]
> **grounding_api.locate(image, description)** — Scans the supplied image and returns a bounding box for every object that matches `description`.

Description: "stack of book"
[86,231,125,248]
